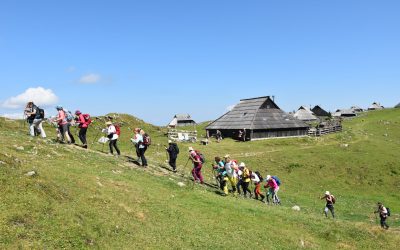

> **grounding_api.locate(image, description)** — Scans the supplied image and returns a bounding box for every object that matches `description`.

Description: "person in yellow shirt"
[239,162,252,198]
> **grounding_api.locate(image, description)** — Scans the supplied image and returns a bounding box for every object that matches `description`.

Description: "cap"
[56,105,63,110]
[239,162,246,168]
[75,110,81,115]
[325,191,330,196]
[224,154,230,158]
[188,147,194,151]
[105,121,112,126]
[266,175,271,180]
[168,140,172,144]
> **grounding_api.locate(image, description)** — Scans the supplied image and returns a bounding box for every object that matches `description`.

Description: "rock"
[25,171,36,177]
[177,182,185,187]
[292,205,301,211]
[340,144,349,148]
[16,146,24,151]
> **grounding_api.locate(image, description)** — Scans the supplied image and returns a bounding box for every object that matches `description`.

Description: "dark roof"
[206,96,308,130]
[312,105,330,117]
[395,103,400,108]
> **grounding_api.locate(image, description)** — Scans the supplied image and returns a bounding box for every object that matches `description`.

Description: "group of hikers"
[23,102,392,229]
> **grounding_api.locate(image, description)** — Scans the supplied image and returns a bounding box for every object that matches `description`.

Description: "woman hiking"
[24,101,46,138]
[189,147,204,184]
[104,121,120,156]
[131,128,147,167]
[374,202,389,229]
[251,171,265,201]
[54,106,71,144]
[265,175,280,205]
[239,163,252,198]
[165,140,179,172]
[75,110,89,149]
[213,156,228,195]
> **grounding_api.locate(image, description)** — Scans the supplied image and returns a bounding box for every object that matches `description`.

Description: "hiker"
[131,128,147,166]
[165,140,179,172]
[216,130,222,143]
[54,106,71,143]
[374,202,389,229]
[213,156,228,195]
[104,121,121,156]
[64,109,76,144]
[236,165,243,195]
[75,110,90,148]
[265,175,280,205]
[251,171,265,201]
[320,191,335,218]
[223,155,237,194]
[189,147,204,184]
[142,130,151,152]
[239,163,252,198]
[24,101,46,138]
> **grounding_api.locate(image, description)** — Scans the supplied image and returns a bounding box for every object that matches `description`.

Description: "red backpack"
[115,125,121,136]
[83,114,92,125]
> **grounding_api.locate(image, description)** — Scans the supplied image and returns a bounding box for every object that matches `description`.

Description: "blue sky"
[1,0,399,125]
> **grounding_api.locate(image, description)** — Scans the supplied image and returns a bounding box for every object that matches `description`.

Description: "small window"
[243,112,247,116]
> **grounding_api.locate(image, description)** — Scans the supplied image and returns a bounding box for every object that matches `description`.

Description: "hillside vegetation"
[0,109,399,249]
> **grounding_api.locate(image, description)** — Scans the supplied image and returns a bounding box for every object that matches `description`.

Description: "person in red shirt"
[75,110,89,148]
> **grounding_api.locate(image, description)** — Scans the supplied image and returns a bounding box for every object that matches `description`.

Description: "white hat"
[325,191,330,196]
[168,140,172,144]
[224,154,230,158]
[266,175,271,180]
[188,147,194,151]
[239,162,246,168]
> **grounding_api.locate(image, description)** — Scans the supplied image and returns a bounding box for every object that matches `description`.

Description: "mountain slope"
[0,110,399,249]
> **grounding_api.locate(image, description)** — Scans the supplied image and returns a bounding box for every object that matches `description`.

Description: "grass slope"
[0,109,399,249]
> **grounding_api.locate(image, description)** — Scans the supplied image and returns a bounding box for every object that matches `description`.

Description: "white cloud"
[1,87,59,109]
[0,112,25,119]
[226,104,236,111]
[79,73,101,84]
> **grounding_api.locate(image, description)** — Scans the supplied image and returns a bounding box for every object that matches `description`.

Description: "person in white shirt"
[104,121,120,156]
[131,128,147,167]
[223,155,237,194]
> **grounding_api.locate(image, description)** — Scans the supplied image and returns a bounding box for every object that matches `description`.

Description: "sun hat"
[168,140,172,144]
[266,175,271,180]
[325,191,330,196]
[105,121,112,126]
[188,147,194,151]
[224,154,230,158]
[239,162,246,168]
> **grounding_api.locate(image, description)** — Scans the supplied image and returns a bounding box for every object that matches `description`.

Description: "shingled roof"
[368,102,384,110]
[294,106,318,121]
[312,105,330,117]
[206,96,308,130]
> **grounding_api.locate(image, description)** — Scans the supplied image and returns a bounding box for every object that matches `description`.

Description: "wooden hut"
[311,105,330,119]
[168,114,196,127]
[350,106,364,113]
[206,96,309,140]
[294,106,318,121]
[368,102,384,110]
[337,109,357,117]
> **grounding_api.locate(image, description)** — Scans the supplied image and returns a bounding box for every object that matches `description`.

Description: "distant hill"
[0,109,399,248]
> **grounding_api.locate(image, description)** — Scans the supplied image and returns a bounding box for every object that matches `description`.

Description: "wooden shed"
[206,96,309,140]
[294,106,318,121]
[312,105,330,118]
[168,114,196,127]
[368,102,384,110]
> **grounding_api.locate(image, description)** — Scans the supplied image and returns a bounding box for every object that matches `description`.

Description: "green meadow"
[0,109,399,249]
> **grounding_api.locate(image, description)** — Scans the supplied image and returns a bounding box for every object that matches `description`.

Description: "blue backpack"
[272,176,281,186]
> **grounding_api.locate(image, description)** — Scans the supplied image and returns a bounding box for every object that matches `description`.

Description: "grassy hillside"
[0,109,399,249]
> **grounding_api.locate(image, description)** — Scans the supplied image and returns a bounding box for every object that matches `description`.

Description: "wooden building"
[368,102,384,111]
[294,106,318,121]
[168,114,196,127]
[206,96,309,140]
[312,105,330,119]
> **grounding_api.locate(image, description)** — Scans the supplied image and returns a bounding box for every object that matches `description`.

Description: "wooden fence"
[308,124,342,137]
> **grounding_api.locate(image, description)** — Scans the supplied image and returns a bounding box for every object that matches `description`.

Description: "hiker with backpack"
[320,191,335,218]
[239,162,252,198]
[223,155,238,194]
[189,147,204,184]
[264,175,281,205]
[374,202,390,229]
[24,101,46,138]
[131,128,147,167]
[103,121,121,156]
[142,130,151,152]
[75,110,91,149]
[54,106,71,144]
[213,156,228,195]
[165,140,179,172]
[251,171,265,201]
[64,109,76,144]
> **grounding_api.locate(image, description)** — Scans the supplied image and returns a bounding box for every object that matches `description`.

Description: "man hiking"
[75,110,89,149]
[251,171,265,201]
[223,155,237,194]
[24,101,46,138]
[374,202,389,229]
[320,191,335,218]
[165,140,179,172]
[103,121,121,156]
